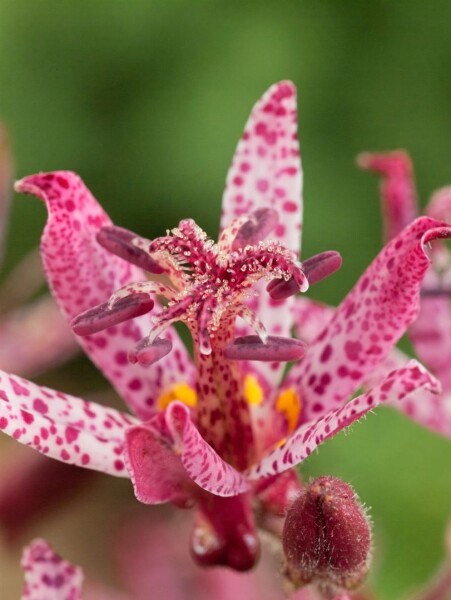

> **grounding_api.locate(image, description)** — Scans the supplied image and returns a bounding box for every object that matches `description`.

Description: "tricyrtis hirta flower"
[0,83,446,571]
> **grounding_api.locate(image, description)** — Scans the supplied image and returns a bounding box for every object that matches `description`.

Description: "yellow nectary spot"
[158,382,197,411]
[244,374,263,405]
[275,388,301,433]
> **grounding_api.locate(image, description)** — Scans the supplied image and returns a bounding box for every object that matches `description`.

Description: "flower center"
[72,209,311,365]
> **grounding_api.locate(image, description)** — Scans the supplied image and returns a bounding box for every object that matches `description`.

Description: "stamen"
[232,208,279,251]
[267,251,341,299]
[266,276,299,300]
[74,214,332,366]
[71,293,154,335]
[97,226,163,273]
[128,337,172,367]
[302,251,342,285]
[224,335,307,362]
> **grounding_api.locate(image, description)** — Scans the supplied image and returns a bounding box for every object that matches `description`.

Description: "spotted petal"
[125,401,250,502]
[0,370,138,476]
[247,361,440,480]
[21,539,83,600]
[285,217,451,422]
[15,172,195,420]
[220,81,302,254]
[220,82,303,384]
[364,347,451,437]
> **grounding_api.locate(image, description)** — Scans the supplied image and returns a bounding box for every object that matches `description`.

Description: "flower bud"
[282,476,371,595]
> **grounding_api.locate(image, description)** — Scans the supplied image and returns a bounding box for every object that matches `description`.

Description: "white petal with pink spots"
[0,371,138,476]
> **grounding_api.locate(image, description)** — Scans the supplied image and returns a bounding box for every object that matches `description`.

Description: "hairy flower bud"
[282,476,371,595]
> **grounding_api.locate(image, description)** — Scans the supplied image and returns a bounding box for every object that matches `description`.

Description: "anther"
[97,226,164,273]
[71,293,154,335]
[224,335,307,362]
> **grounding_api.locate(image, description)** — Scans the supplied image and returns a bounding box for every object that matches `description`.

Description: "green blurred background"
[1,1,451,598]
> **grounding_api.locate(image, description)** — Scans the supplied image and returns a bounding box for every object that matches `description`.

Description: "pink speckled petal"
[291,297,334,344]
[21,538,83,600]
[384,357,451,438]
[364,348,451,437]
[358,150,418,242]
[286,217,451,422]
[248,361,440,479]
[15,172,194,420]
[220,81,302,254]
[125,401,250,503]
[0,295,78,377]
[220,82,303,385]
[0,370,138,476]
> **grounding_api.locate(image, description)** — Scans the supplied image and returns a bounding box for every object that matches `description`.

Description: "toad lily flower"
[359,151,451,435]
[0,83,446,572]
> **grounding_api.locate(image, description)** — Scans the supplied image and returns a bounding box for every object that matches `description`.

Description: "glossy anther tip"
[232,208,279,251]
[302,250,342,286]
[97,226,164,274]
[128,337,172,367]
[266,276,300,300]
[71,293,154,336]
[224,335,307,362]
